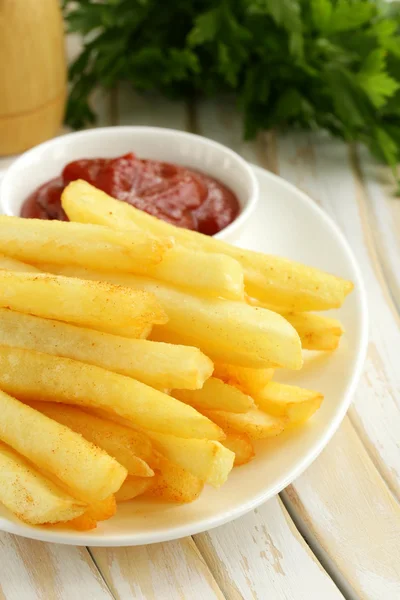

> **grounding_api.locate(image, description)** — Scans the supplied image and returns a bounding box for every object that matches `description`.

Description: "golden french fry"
[144,453,204,503]
[85,495,116,521]
[213,363,275,396]
[0,389,127,503]
[0,309,213,391]
[146,432,234,487]
[0,442,87,525]
[0,346,223,440]
[254,381,323,424]
[29,402,154,478]
[115,475,154,502]
[0,270,166,338]
[150,327,276,369]
[283,312,344,351]
[0,253,41,273]
[65,495,117,531]
[221,432,255,466]
[173,377,254,413]
[67,514,97,531]
[41,265,302,370]
[247,297,344,351]
[62,180,245,300]
[203,408,287,440]
[0,214,171,271]
[66,182,353,310]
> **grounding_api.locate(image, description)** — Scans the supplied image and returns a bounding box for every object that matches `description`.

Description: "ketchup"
[21,153,240,235]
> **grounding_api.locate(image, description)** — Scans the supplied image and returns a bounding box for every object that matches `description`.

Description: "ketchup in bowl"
[21,153,240,236]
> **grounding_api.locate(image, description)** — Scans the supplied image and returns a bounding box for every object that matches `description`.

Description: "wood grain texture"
[91,537,225,600]
[276,130,400,500]
[0,0,66,155]
[0,533,113,600]
[194,496,344,600]
[283,417,400,600]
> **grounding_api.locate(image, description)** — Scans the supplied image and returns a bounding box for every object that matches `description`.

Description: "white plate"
[0,164,368,546]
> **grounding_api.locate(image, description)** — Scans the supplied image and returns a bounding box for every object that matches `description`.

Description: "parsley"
[64,0,400,178]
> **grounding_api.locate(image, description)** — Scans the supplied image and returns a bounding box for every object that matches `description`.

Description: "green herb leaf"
[63,0,400,183]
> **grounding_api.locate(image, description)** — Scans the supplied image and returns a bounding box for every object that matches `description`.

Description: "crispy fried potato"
[0,389,127,503]
[0,253,41,273]
[173,377,254,413]
[41,265,302,370]
[0,214,171,271]
[68,182,353,310]
[203,408,287,440]
[213,363,275,396]
[67,514,97,531]
[85,495,116,521]
[144,453,204,503]
[0,309,213,391]
[29,402,154,478]
[0,346,223,440]
[283,312,344,351]
[66,495,117,531]
[247,298,344,351]
[115,476,154,502]
[146,432,234,487]
[81,407,160,470]
[221,432,255,466]
[63,181,245,301]
[150,327,276,369]
[0,442,87,525]
[254,381,323,424]
[0,270,166,338]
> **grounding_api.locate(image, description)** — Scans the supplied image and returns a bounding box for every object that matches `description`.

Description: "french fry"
[115,475,154,502]
[67,514,97,531]
[0,309,213,391]
[254,381,323,424]
[0,389,127,503]
[146,432,235,487]
[150,327,276,369]
[66,182,353,310]
[66,495,117,531]
[0,270,166,338]
[213,363,275,396]
[85,495,116,521]
[283,312,344,351]
[247,297,344,351]
[62,180,245,300]
[0,214,171,271]
[0,346,223,440]
[221,432,255,466]
[0,442,87,525]
[144,453,204,503]
[41,265,303,370]
[0,253,41,273]
[203,408,287,440]
[173,377,254,413]
[29,402,154,478]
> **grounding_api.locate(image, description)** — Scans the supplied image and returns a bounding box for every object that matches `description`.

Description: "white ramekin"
[0,126,258,242]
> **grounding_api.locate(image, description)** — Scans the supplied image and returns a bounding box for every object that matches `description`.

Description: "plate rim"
[0,163,369,546]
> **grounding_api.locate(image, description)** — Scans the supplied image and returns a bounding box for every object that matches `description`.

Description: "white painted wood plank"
[0,533,112,600]
[356,145,400,311]
[91,538,225,600]
[276,130,400,499]
[194,496,344,600]
[117,83,187,131]
[195,97,264,165]
[283,418,400,600]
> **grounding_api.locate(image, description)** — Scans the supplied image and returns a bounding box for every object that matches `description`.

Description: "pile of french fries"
[0,179,353,531]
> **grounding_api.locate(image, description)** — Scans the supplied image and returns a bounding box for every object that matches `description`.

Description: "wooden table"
[0,83,400,599]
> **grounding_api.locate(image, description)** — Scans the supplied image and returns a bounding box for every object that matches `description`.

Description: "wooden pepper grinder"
[0,0,66,156]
